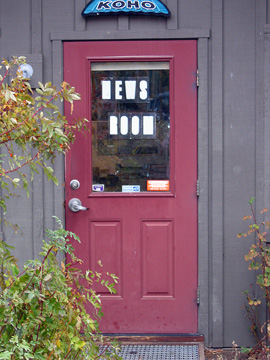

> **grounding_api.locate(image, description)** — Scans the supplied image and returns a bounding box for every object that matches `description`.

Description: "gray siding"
[0,0,269,348]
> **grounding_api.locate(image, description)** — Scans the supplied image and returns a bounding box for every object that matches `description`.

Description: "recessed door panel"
[141,220,174,298]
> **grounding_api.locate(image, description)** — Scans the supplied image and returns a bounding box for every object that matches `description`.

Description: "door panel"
[141,220,174,298]
[64,40,198,334]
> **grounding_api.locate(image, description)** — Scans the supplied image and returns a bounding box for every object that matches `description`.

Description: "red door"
[64,40,197,334]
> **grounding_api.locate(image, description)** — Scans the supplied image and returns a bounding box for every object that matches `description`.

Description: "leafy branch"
[0,56,88,212]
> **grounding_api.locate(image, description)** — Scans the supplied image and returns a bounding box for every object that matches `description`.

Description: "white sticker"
[109,115,118,135]
[131,115,140,135]
[101,80,111,99]
[122,185,140,193]
[125,80,137,100]
[120,115,129,135]
[143,115,154,135]
[115,80,123,99]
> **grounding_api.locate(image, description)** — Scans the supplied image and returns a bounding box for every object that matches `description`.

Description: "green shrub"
[239,198,270,356]
[0,217,120,360]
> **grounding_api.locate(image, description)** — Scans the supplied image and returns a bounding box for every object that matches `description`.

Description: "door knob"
[68,198,89,212]
[70,179,80,190]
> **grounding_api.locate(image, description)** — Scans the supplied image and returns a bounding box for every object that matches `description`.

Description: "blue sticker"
[122,185,140,193]
[92,184,105,192]
[82,0,170,18]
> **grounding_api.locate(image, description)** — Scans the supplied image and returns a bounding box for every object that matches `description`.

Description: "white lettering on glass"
[101,80,111,99]
[115,80,123,99]
[139,80,148,100]
[131,115,140,135]
[109,115,118,135]
[143,115,154,135]
[125,80,137,100]
[120,115,129,135]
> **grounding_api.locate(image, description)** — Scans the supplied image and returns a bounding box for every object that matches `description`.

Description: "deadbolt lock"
[70,179,80,190]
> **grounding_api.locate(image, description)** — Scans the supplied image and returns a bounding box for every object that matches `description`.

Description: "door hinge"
[197,287,200,305]
[196,69,199,87]
[196,179,200,197]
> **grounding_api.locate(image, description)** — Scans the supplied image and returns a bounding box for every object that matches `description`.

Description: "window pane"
[91,62,170,193]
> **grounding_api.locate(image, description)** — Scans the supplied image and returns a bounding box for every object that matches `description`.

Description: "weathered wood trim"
[255,1,267,212]
[264,24,270,33]
[51,29,210,41]
[253,2,265,214]
[210,0,224,348]
[118,16,129,31]
[75,0,86,31]
[166,0,178,30]
[197,37,210,346]
[31,0,42,54]
[255,0,267,339]
[32,152,44,259]
[264,34,270,209]
[52,40,65,229]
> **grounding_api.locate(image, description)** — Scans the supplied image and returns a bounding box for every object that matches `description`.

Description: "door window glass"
[91,62,170,193]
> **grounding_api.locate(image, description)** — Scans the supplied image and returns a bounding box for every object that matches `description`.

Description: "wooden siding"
[0,0,269,348]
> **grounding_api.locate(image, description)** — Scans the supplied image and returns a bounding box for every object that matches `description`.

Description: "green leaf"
[43,273,52,282]
[0,351,14,359]
[35,89,44,96]
[11,263,19,276]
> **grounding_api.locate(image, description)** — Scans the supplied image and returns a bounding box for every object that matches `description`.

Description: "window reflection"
[91,63,170,193]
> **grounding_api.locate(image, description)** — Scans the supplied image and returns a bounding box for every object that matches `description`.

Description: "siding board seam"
[210,0,224,348]
[75,0,86,31]
[31,0,42,54]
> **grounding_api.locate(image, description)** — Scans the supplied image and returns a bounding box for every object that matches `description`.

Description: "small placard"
[122,185,140,193]
[147,180,170,191]
[92,184,105,192]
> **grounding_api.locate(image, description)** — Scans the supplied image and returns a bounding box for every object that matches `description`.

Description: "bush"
[0,217,120,360]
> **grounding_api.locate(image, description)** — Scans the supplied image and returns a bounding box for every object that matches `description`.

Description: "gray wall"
[0,0,269,348]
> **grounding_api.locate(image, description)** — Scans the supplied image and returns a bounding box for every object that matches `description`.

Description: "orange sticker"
[147,180,170,191]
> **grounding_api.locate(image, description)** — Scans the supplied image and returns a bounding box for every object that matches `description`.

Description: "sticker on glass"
[122,185,140,193]
[147,180,170,191]
[92,184,105,192]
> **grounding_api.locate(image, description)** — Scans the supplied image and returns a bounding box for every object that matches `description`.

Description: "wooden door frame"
[51,29,210,344]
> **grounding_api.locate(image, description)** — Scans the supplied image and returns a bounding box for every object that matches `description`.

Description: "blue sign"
[82,0,170,18]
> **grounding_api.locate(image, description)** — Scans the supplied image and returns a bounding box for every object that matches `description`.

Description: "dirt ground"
[204,347,270,360]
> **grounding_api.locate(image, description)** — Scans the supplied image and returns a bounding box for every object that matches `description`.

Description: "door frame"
[51,29,210,343]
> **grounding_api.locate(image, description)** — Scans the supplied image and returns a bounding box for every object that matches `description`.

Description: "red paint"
[64,40,198,333]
